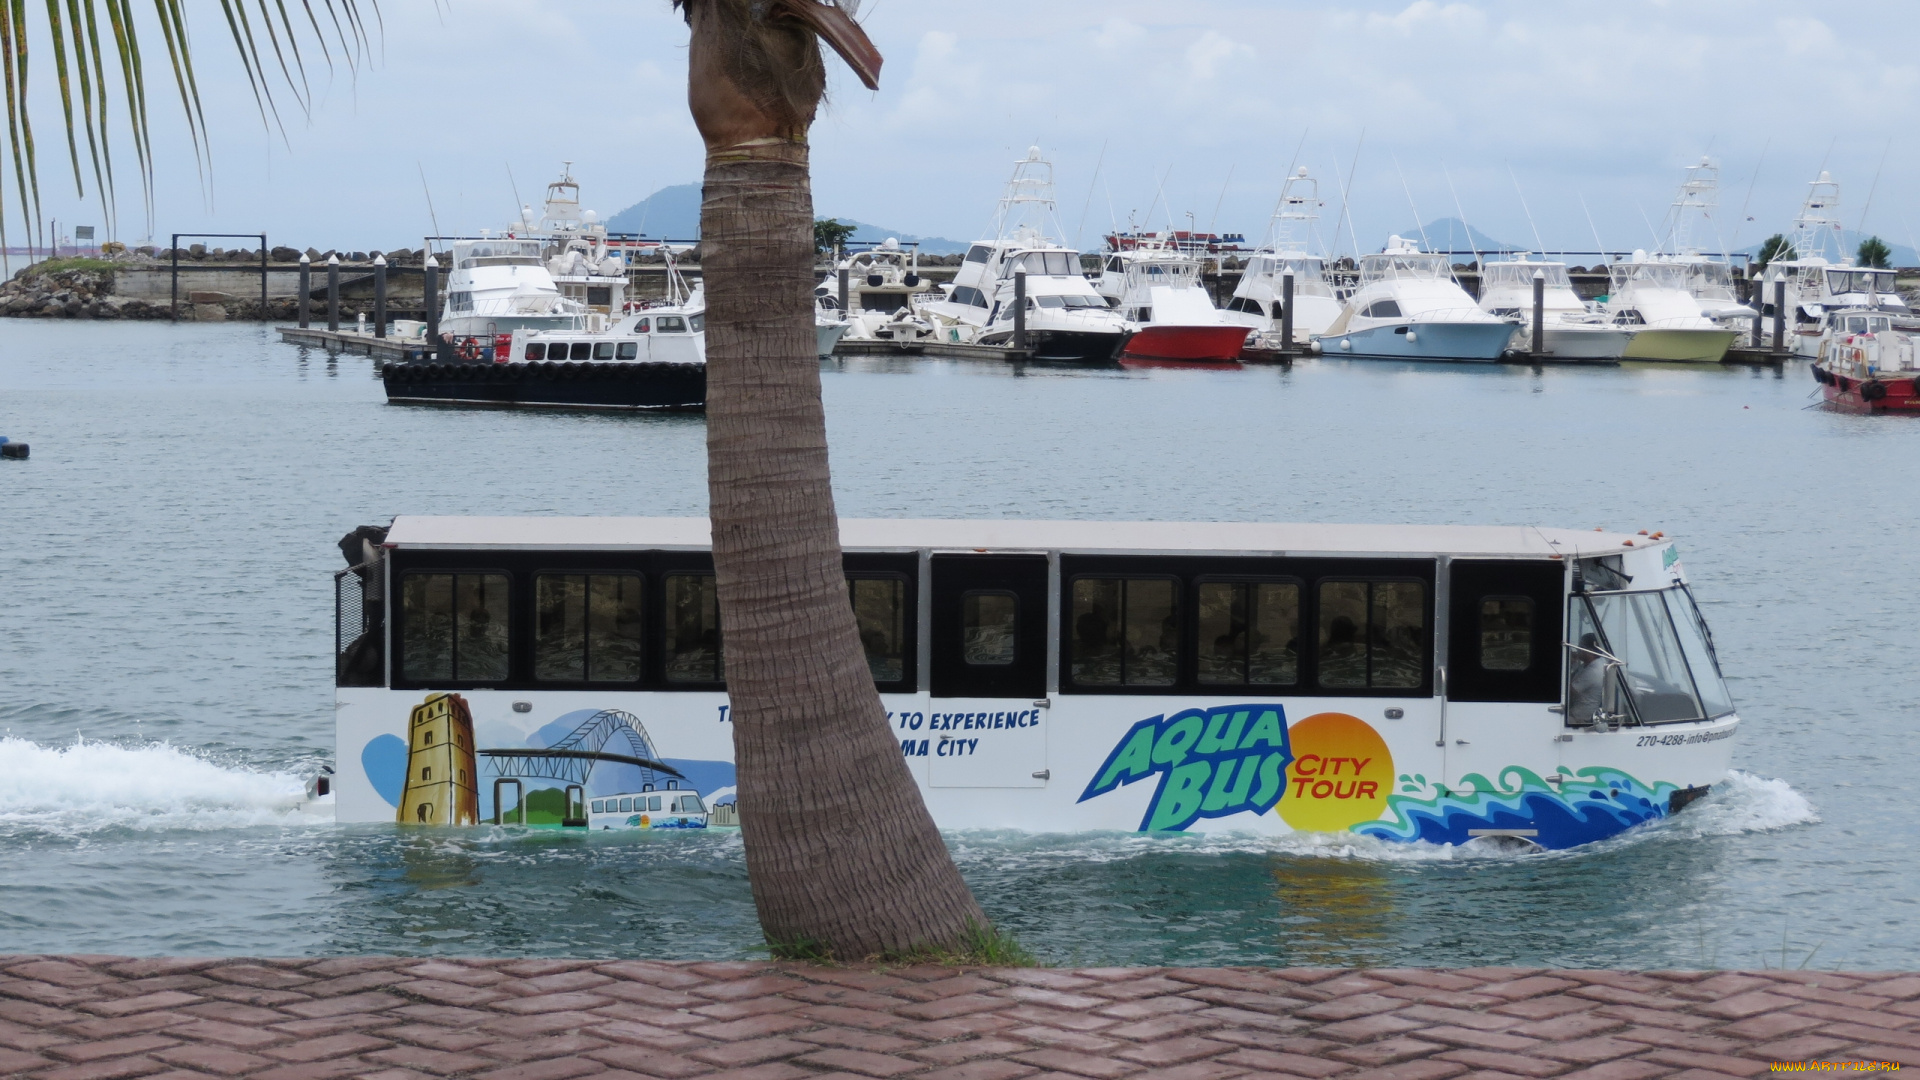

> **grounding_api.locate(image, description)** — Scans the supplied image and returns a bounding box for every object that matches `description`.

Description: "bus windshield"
[1567,585,1733,725]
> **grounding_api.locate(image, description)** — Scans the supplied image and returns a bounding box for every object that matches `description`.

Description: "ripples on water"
[0,322,1911,967]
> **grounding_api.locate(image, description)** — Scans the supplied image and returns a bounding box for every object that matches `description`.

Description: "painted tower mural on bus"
[397,692,480,826]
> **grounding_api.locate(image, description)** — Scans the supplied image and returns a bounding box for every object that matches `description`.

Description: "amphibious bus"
[334,517,1738,850]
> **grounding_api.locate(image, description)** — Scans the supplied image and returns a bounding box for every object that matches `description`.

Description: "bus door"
[1442,560,1567,797]
[927,554,1049,788]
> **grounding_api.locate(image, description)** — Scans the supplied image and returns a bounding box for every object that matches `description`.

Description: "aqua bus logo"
[1077,704,1293,832]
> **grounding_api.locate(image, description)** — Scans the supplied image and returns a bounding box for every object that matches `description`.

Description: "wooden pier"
[278,325,433,361]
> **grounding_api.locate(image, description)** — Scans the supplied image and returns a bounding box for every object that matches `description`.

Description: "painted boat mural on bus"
[359,695,737,828]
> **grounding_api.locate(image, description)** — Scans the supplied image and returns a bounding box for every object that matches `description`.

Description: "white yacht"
[1651,159,1757,342]
[1094,239,1250,362]
[1477,256,1629,361]
[1315,237,1516,361]
[516,164,631,316]
[439,237,586,339]
[918,147,1131,362]
[1222,168,1345,348]
[1758,172,1907,358]
[1601,253,1737,362]
[832,239,938,343]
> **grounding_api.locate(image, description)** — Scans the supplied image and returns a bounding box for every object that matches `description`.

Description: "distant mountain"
[605,184,702,241]
[1383,218,1522,257]
[604,184,971,254]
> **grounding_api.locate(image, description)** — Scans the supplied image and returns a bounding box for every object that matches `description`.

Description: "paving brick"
[686,1036,815,1067]
[1432,1049,1570,1078]
[0,1046,55,1072]
[195,987,310,1008]
[691,978,808,1003]
[1313,1011,1428,1042]
[581,1043,716,1078]
[471,1058,605,1080]
[898,994,1006,1021]
[486,1011,609,1038]
[997,986,1112,1012]
[914,1061,1040,1080]
[496,962,601,979]
[0,997,86,1027]
[1491,998,1602,1022]
[0,978,105,1007]
[1296,994,1405,1022]
[61,1012,197,1040]
[597,983,708,1010]
[1100,1014,1222,1041]
[201,966,312,991]
[693,1065,812,1080]
[1585,1006,1711,1033]
[590,1018,715,1052]
[101,961,217,981]
[1001,1006,1121,1033]
[1008,1026,1121,1053]
[8,961,117,988]
[1788,1002,1915,1030]
[1177,988,1306,1016]
[916,1014,1021,1041]
[1114,1036,1233,1066]
[259,1032,393,1062]
[47,1032,182,1061]
[688,1014,812,1041]
[513,972,618,996]
[1346,1060,1468,1080]
[269,1012,404,1038]
[1395,1005,1523,1032]
[402,962,510,987]
[1325,1036,1447,1066]
[1745,1035,1855,1060]
[77,993,206,1018]
[1841,1046,1920,1068]
[390,1004,499,1028]
[792,1005,906,1032]
[1819,1023,1920,1050]
[1866,977,1920,1001]
[167,1018,290,1048]
[1475,979,1581,1003]
[791,1046,924,1076]
[1190,1007,1309,1035]
[1009,1048,1143,1077]
[1531,1037,1648,1065]
[1689,991,1799,1021]
[1633,1048,1769,1076]
[492,992,615,1016]
[482,1035,614,1063]
[149,1043,275,1075]
[361,1042,504,1074]
[1122,1063,1245,1080]
[402,980,509,1007]
[590,1004,710,1029]
[907,1037,1032,1064]
[1603,1026,1737,1053]
[793,1026,920,1054]
[1095,998,1211,1021]
[1214,1048,1351,1077]
[894,976,1004,1003]
[691,997,806,1022]
[376,1023,499,1052]
[1091,978,1198,1002]
[32,1055,172,1080]
[1541,1064,1667,1080]
[1416,1026,1544,1053]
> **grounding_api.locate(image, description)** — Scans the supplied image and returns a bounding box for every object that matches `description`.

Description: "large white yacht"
[1093,239,1250,362]
[1600,253,1737,362]
[919,147,1131,361]
[439,237,586,339]
[1758,172,1906,357]
[828,238,938,343]
[1222,168,1344,348]
[518,165,630,316]
[1650,158,1757,342]
[1315,236,1515,361]
[1477,256,1629,361]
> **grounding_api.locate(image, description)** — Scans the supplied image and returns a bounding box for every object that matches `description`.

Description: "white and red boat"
[1811,307,1920,414]
[1094,240,1250,362]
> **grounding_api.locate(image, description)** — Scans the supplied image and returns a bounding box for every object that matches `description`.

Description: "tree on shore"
[814,217,858,255]
[1756,234,1795,270]
[5,0,994,961]
[1858,236,1892,269]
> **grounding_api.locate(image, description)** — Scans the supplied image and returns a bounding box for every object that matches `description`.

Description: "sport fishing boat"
[1601,254,1738,362]
[919,147,1132,362]
[1477,256,1629,361]
[1811,307,1920,413]
[1222,167,1345,349]
[1759,173,1908,357]
[387,263,705,411]
[333,517,1738,851]
[1315,237,1516,361]
[832,239,939,343]
[1094,240,1251,362]
[1652,159,1758,343]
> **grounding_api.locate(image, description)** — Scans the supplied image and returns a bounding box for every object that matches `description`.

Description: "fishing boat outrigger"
[334,518,1738,850]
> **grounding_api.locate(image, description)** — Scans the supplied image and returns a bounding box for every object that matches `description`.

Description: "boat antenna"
[1635,201,1664,250]
[1856,135,1893,240]
[1578,192,1606,260]
[1443,163,1484,270]
[1506,162,1546,255]
[1392,154,1432,252]
[1330,129,1365,260]
[1074,139,1107,252]
[1900,212,1919,272]
[1143,162,1176,238]
[417,162,443,254]
[507,163,526,230]
[1206,163,1234,239]
[1728,138,1768,257]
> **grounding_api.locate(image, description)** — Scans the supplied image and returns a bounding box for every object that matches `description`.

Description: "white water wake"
[0,736,329,837]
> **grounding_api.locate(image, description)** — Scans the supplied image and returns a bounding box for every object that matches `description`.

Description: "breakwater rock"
[0,263,162,319]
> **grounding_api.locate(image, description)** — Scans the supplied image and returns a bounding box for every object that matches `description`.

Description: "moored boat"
[1602,256,1737,362]
[1811,307,1920,413]
[1478,256,1629,361]
[1095,240,1250,362]
[1315,237,1516,361]
[1222,167,1345,349]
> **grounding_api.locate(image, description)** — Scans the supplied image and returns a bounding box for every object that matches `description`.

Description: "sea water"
[0,322,1908,967]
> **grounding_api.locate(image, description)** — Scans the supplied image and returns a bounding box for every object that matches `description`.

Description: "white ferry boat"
[333,517,1739,851]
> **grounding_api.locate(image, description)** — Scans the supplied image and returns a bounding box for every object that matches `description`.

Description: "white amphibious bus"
[334,518,1739,850]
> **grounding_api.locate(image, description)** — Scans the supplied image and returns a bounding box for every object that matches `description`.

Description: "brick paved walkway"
[3,957,1916,1080]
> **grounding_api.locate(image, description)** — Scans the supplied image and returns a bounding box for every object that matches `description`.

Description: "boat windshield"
[1683,261,1735,297]
[1033,294,1110,309]
[456,240,542,269]
[1359,252,1449,283]
[1609,262,1689,290]
[1004,250,1082,277]
[1567,584,1734,726]
[1826,269,1898,295]
[1483,261,1571,290]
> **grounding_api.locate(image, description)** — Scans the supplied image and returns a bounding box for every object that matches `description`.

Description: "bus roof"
[382,516,1658,560]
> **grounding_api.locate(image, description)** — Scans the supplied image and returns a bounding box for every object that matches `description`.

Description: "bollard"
[1280,268,1295,352]
[423,252,440,344]
[373,254,388,339]
[1532,268,1546,358]
[1751,271,1763,348]
[1014,270,1028,351]
[1772,273,1786,354]
[297,254,311,329]
[327,254,341,332]
[838,267,849,315]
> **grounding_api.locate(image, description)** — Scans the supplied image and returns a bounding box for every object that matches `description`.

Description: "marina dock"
[0,954,1910,1076]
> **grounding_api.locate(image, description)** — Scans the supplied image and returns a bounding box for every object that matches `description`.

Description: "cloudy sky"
[20,0,1920,257]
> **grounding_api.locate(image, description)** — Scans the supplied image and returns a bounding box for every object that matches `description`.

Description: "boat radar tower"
[1663,156,1720,257]
[992,146,1062,246]
[1261,167,1326,257]
[1789,171,1847,266]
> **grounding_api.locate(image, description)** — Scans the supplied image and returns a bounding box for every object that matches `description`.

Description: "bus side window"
[534,573,644,683]
[961,591,1017,665]
[664,574,723,684]
[1317,579,1425,690]
[1197,581,1300,686]
[1069,578,1177,687]
[1479,596,1534,671]
[401,572,511,683]
[848,576,907,683]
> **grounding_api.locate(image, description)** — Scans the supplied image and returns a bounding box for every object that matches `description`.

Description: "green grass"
[21,256,118,277]
[765,919,1038,968]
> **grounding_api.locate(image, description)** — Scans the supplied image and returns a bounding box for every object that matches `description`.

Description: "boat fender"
[0,441,28,460]
[867,274,883,288]
[904,273,920,287]
[1863,380,1887,401]
[1812,366,1829,384]
[1338,338,1351,350]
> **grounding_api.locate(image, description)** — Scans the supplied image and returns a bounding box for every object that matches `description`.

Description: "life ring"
[1863,380,1887,401]
[455,339,479,361]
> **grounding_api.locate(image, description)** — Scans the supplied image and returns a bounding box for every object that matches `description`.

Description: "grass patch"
[761,919,1039,968]
[20,256,117,278]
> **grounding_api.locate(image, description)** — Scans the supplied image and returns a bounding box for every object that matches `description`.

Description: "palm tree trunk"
[689,3,985,958]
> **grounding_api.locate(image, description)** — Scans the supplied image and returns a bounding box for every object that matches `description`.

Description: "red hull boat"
[1817,368,1920,414]
[1120,324,1253,363]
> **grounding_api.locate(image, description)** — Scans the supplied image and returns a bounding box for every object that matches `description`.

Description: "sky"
[16,0,1920,259]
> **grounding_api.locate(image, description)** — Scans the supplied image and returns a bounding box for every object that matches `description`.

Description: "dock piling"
[1014,271,1027,351]
[838,267,849,315]
[1772,273,1786,355]
[424,251,440,344]
[1532,269,1545,357]
[373,254,388,339]
[297,254,311,329]
[327,255,341,332]
[1280,269,1295,353]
